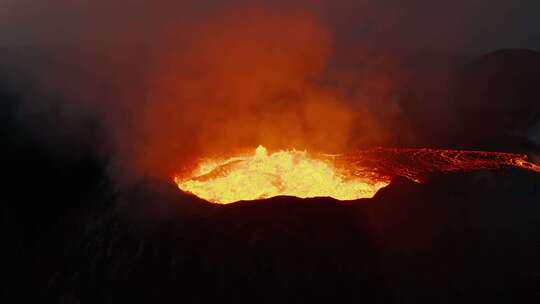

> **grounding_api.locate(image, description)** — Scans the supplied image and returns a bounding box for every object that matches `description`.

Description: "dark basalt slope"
[16,169,540,304]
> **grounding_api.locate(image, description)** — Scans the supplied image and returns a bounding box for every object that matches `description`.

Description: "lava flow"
[175,146,389,204]
[175,146,540,204]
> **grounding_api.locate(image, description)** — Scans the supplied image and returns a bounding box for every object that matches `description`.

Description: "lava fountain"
[175,146,389,204]
[175,146,540,204]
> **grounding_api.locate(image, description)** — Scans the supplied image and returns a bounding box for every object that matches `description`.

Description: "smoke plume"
[2,0,538,180]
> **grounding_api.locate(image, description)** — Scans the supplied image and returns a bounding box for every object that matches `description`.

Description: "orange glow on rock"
[175,145,389,204]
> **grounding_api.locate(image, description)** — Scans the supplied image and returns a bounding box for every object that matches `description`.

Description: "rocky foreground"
[6,169,539,303]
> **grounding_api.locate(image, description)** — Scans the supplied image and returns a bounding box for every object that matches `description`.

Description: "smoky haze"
[1,0,539,180]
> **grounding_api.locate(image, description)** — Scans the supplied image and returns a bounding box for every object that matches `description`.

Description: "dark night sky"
[1,0,540,54]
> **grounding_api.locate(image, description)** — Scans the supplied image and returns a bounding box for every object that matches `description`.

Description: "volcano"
[4,48,540,303]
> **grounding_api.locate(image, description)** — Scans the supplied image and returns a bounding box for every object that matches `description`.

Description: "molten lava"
[175,146,540,204]
[175,146,389,204]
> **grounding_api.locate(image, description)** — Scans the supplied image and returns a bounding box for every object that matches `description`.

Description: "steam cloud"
[1,0,538,180]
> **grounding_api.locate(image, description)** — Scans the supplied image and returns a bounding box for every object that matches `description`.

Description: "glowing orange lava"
[174,146,389,204]
[175,146,540,204]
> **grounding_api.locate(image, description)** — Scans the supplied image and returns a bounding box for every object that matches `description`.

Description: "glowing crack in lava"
[175,146,540,204]
[175,146,389,204]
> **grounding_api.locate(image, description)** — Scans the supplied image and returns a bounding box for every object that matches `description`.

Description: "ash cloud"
[2,0,540,181]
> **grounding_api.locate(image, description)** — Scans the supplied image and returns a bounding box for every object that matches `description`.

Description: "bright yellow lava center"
[174,145,388,204]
